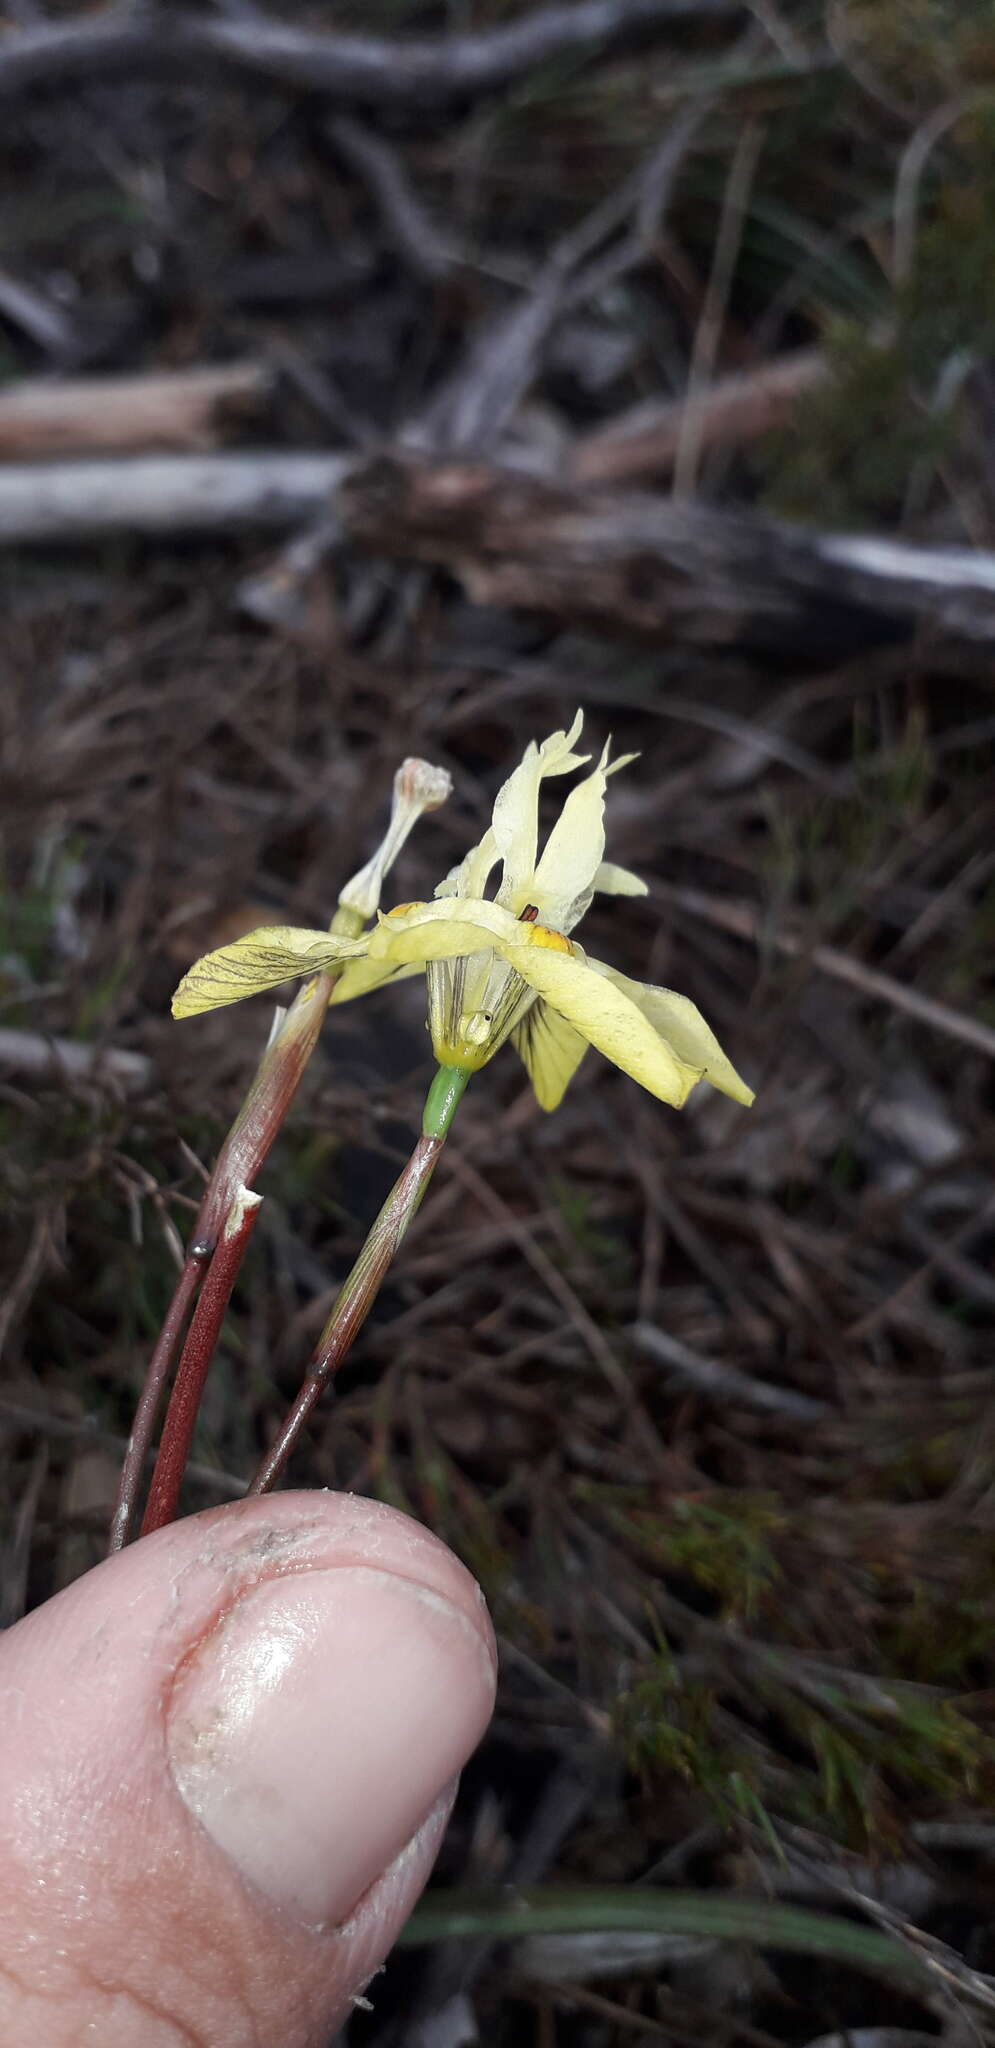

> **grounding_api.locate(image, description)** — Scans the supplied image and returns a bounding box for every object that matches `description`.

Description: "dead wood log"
[340,455,995,658]
[0,451,348,544]
[5,446,995,671]
[0,363,268,460]
[0,1,741,110]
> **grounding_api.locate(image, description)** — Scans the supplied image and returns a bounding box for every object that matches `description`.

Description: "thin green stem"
[249,1065,471,1496]
[422,1062,471,1139]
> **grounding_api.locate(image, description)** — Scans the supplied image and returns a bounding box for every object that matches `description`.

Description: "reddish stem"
[107,1249,206,1553]
[141,1189,262,1537]
[110,972,335,1554]
[249,1133,443,1496]
[192,970,335,1248]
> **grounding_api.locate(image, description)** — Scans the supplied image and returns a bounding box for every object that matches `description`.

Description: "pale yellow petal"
[527,740,641,931]
[594,861,648,898]
[435,825,499,902]
[372,905,702,1108]
[529,739,612,928]
[327,955,423,1005]
[594,961,754,1106]
[511,999,589,1110]
[171,925,359,1018]
[491,711,587,897]
[506,942,702,1108]
[371,896,525,963]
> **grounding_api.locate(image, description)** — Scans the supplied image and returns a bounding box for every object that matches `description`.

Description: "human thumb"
[0,1491,496,2046]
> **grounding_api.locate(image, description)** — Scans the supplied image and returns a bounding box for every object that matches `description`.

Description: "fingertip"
[0,1492,496,2046]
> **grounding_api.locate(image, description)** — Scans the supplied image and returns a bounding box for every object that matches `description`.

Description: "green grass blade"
[400,1887,928,1988]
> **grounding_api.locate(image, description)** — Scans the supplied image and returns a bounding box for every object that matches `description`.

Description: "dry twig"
[0,1,741,108]
[0,265,79,361]
[657,882,995,1066]
[417,111,705,452]
[632,1321,829,1421]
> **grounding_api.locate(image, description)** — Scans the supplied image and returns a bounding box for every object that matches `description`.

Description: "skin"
[0,1491,497,2046]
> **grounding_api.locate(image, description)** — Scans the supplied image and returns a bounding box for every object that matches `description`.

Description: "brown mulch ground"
[2,5,995,2043]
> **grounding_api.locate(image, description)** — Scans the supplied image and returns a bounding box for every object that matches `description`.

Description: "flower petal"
[593,962,754,1106]
[328,955,422,1005]
[491,711,587,899]
[372,905,702,1106]
[529,741,640,931]
[371,897,525,962]
[435,825,499,903]
[595,860,648,898]
[511,999,589,1110]
[171,926,359,1018]
[507,943,702,1108]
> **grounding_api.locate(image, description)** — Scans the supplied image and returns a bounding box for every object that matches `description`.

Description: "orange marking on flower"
[528,923,573,954]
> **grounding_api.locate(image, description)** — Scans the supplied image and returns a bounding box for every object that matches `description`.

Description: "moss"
[762,322,960,526]
[840,0,995,106]
[620,1631,991,1848]
[764,98,995,524]
[617,1639,736,1802]
[577,1483,785,1622]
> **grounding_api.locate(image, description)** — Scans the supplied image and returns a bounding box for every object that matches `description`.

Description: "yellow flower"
[172,714,753,1115]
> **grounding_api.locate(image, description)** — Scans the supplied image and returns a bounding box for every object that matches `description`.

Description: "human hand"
[0,1491,496,2045]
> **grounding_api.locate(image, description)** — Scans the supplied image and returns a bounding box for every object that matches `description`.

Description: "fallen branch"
[572,348,826,486]
[0,1027,151,1090]
[11,446,995,673]
[340,453,995,657]
[0,1,741,110]
[0,362,268,460]
[0,451,348,544]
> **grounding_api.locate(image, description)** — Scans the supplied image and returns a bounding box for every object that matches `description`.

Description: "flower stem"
[422,1062,471,1139]
[106,1246,207,1554]
[140,1186,262,1537]
[108,958,349,1553]
[248,1064,471,1496]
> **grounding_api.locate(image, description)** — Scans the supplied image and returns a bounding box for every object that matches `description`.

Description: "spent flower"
[337,756,452,924]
